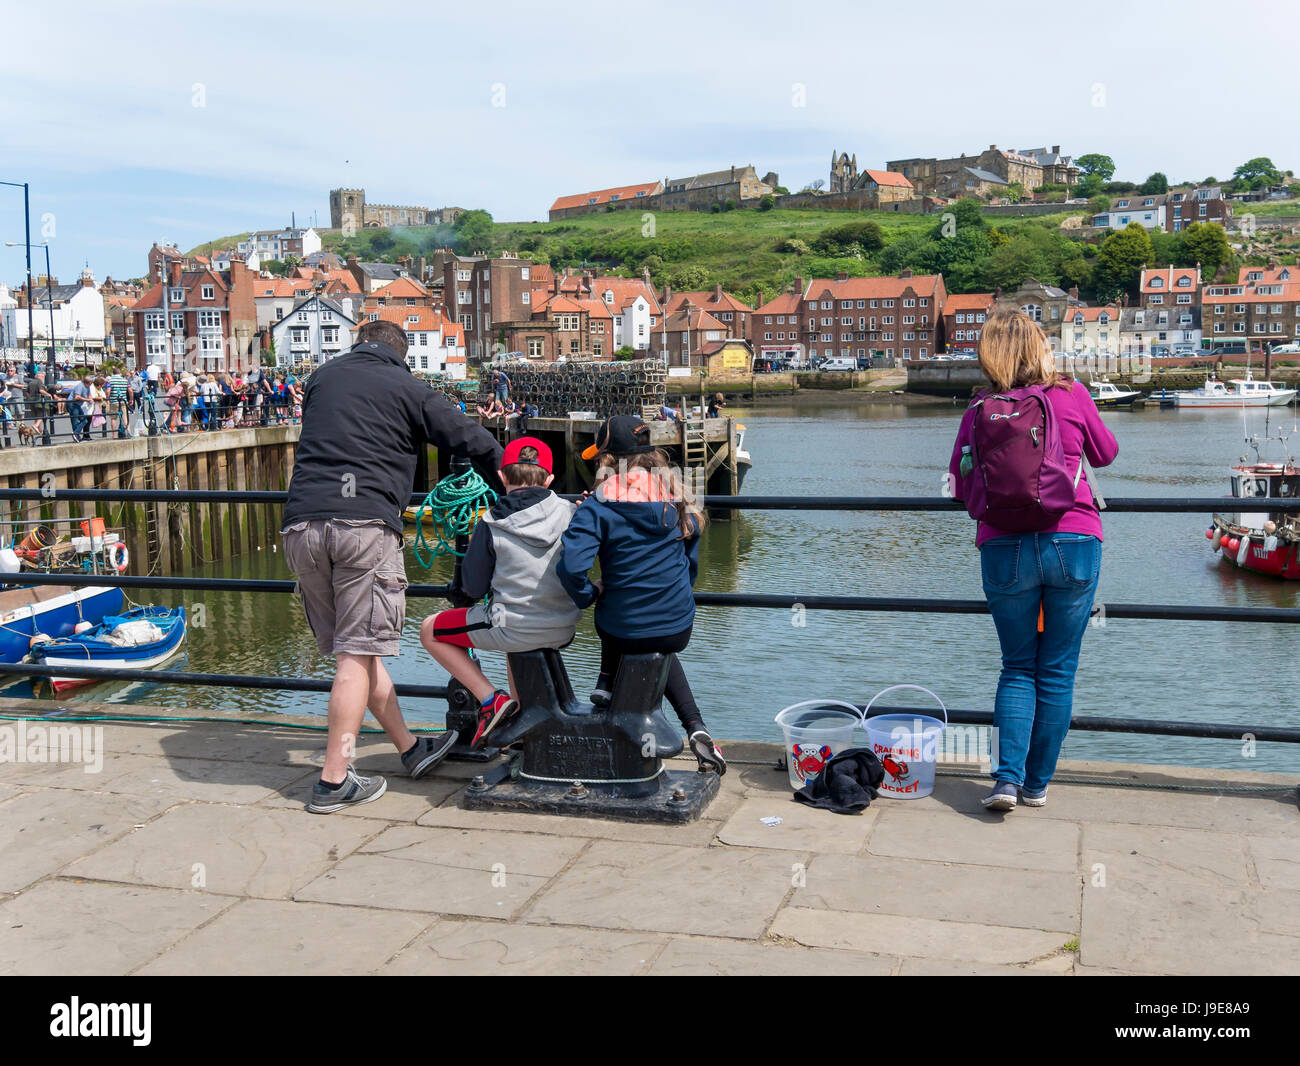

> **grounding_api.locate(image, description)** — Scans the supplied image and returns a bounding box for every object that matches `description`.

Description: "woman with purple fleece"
[949,310,1119,812]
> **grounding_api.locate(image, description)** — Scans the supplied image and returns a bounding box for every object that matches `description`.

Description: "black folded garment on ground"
[793,747,885,814]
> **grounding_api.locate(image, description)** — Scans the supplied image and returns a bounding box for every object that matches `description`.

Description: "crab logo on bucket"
[791,743,833,784]
[879,752,911,785]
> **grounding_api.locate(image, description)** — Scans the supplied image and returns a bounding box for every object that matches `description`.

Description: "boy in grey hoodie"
[420,436,580,747]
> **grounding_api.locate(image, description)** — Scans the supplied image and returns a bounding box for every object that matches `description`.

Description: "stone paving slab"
[138,899,431,976]
[1248,835,1300,892]
[771,906,1074,966]
[67,802,380,899]
[717,795,878,853]
[527,839,798,939]
[87,756,312,804]
[0,880,232,976]
[295,825,587,918]
[1080,823,1300,976]
[798,853,1080,933]
[868,808,1082,873]
[647,935,897,975]
[0,789,175,892]
[381,919,667,976]
[0,782,23,804]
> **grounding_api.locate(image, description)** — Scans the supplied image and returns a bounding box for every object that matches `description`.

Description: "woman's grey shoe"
[308,767,387,814]
[401,731,458,779]
[981,781,1018,811]
[1019,785,1048,807]
[689,730,727,776]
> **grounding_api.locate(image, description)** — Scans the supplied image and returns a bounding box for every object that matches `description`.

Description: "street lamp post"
[0,180,47,442]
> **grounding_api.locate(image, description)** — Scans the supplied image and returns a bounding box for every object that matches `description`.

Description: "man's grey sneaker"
[981,781,1018,811]
[590,674,612,707]
[1019,785,1048,807]
[401,731,459,779]
[307,767,387,814]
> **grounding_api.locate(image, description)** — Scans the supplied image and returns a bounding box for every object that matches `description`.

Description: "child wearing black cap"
[557,415,726,774]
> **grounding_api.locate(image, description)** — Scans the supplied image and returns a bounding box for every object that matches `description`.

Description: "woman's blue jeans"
[980,532,1102,791]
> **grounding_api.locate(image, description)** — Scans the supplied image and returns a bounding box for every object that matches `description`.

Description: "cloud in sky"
[1,0,1296,281]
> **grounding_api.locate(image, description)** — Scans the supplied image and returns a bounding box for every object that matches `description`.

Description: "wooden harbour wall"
[1,427,300,573]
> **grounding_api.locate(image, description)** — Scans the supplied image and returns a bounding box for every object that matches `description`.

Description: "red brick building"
[801,270,947,361]
[496,284,615,362]
[131,259,259,373]
[661,284,754,344]
[1203,278,1300,352]
[751,289,805,365]
[441,252,538,363]
[941,292,995,352]
[659,303,729,368]
[1140,266,1201,312]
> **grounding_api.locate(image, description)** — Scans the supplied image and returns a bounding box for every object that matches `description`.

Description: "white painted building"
[1060,306,1121,353]
[236,227,322,264]
[0,284,17,355]
[364,307,466,379]
[1120,306,1202,353]
[8,268,108,364]
[211,249,261,272]
[270,295,357,365]
[1093,194,1168,231]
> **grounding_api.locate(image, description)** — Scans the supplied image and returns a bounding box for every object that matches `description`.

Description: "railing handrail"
[2,487,1299,513]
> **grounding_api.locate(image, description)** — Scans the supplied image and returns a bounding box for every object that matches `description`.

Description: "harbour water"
[18,400,1300,774]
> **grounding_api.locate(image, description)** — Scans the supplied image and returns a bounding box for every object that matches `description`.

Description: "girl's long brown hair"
[594,447,706,538]
[977,309,1066,391]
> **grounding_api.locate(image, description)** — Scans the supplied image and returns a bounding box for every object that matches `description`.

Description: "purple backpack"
[958,385,1081,533]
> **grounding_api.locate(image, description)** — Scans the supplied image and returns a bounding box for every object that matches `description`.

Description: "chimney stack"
[1052,145,1060,155]
[714,282,722,300]
[169,260,182,288]
[795,275,804,295]
[836,272,849,282]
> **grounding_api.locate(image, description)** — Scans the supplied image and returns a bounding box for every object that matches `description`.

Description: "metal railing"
[1,487,1298,749]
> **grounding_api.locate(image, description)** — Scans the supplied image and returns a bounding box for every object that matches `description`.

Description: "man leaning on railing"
[281,318,505,814]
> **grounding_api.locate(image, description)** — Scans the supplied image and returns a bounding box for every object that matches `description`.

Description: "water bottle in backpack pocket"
[957,385,1082,533]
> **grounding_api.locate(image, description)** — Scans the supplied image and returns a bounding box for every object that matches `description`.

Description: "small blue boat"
[0,584,126,664]
[30,606,187,691]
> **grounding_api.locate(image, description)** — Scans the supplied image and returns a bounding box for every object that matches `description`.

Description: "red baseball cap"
[501,436,553,473]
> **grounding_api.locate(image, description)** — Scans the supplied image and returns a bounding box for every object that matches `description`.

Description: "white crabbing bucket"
[863,685,948,800]
[774,700,862,791]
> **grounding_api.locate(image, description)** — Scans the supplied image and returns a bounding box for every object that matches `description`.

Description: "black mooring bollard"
[463,649,720,823]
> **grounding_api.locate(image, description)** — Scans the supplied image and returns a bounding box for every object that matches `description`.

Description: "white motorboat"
[1172,377,1297,408]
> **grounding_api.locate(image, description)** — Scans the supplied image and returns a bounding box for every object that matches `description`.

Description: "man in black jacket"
[282,320,503,813]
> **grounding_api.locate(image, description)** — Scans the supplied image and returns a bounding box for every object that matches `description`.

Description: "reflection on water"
[17,400,1299,773]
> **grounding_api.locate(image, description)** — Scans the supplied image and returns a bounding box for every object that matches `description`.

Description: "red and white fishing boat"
[1206,436,1300,579]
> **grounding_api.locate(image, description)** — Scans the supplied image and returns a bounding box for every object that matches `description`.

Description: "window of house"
[570,339,580,353]
[169,288,183,303]
[527,338,543,358]
[198,310,220,328]
[170,312,184,330]
[201,285,214,300]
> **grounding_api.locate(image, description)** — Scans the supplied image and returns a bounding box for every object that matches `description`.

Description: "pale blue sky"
[2,0,1295,283]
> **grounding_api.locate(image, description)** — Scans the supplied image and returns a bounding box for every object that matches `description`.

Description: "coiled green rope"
[411,466,498,568]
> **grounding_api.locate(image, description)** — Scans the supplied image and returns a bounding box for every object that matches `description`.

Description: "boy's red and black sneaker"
[471,691,518,748]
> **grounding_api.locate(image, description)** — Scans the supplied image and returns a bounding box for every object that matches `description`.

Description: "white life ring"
[107,542,129,572]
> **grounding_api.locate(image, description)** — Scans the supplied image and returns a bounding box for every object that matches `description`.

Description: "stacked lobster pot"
[495,358,667,417]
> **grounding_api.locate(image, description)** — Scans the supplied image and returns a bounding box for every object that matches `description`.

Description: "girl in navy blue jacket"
[557,415,726,774]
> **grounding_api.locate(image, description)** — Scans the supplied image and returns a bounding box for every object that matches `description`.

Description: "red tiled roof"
[943,292,995,312]
[1237,265,1300,285]
[1140,267,1200,293]
[1067,305,1121,322]
[370,276,429,300]
[550,182,661,213]
[754,292,803,315]
[663,306,727,332]
[366,306,451,332]
[1204,281,1300,305]
[861,169,912,189]
[665,290,752,315]
[560,275,662,314]
[801,274,943,301]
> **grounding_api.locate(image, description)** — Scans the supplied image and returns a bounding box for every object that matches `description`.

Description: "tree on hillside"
[1233,157,1283,190]
[1093,223,1154,302]
[1077,154,1117,182]
[452,209,494,253]
[1087,195,1111,216]
[919,226,992,292]
[1179,222,1232,280]
[1006,181,1026,203]
[1140,172,1169,194]
[813,219,884,255]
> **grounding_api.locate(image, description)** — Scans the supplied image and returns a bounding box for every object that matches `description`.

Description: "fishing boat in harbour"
[1089,380,1140,408]
[28,606,187,692]
[1,520,129,665]
[1206,435,1300,580]
[1174,376,1297,408]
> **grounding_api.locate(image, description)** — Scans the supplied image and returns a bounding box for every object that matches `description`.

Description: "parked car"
[1150,345,1171,358]
[1269,341,1300,355]
[820,357,856,372]
[1171,344,1199,356]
